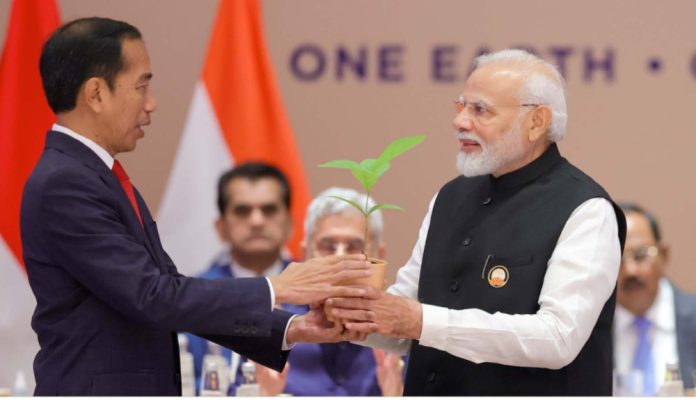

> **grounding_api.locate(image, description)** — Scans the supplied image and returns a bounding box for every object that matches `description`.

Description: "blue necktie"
[632,316,655,396]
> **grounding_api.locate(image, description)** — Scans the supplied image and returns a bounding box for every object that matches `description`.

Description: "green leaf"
[367,203,404,215]
[351,167,378,192]
[330,195,368,216]
[361,158,390,180]
[375,135,426,167]
[318,159,363,170]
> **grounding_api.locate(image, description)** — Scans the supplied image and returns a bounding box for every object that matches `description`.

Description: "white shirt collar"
[214,248,284,278]
[231,258,284,278]
[615,277,675,332]
[52,123,114,169]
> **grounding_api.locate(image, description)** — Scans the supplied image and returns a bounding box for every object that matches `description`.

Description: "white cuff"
[418,303,449,349]
[265,277,275,310]
[281,315,298,351]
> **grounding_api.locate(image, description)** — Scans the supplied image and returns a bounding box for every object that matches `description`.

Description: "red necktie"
[112,160,144,226]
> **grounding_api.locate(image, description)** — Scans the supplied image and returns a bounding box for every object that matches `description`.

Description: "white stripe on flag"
[0,239,38,391]
[157,82,235,276]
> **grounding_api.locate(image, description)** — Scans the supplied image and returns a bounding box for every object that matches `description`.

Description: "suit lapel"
[673,283,696,388]
[45,131,162,268]
[134,188,169,272]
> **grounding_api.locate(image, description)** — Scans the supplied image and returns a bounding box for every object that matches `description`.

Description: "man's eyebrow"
[138,72,153,83]
[459,95,491,104]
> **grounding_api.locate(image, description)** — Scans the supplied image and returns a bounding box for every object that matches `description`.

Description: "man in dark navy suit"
[20,17,371,396]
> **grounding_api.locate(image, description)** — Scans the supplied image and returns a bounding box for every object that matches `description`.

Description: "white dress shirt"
[364,193,621,370]
[613,278,678,389]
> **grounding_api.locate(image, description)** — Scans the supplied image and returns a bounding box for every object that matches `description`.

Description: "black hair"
[39,17,142,113]
[217,162,291,215]
[617,201,662,242]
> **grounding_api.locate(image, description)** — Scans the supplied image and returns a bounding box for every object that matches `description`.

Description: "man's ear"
[658,242,670,274]
[82,77,105,113]
[214,217,229,242]
[527,105,552,142]
[284,216,294,242]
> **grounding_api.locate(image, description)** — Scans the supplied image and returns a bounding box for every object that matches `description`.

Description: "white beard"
[455,115,526,177]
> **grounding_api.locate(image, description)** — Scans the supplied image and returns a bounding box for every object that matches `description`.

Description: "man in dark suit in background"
[613,202,696,395]
[20,17,371,396]
[186,162,297,394]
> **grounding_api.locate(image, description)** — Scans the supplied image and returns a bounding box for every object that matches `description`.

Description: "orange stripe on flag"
[0,0,60,270]
[202,0,310,258]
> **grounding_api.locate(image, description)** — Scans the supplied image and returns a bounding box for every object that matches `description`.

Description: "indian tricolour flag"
[158,0,310,275]
[0,0,60,391]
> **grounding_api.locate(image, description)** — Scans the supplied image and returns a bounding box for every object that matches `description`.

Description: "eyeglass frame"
[454,94,542,126]
[311,237,371,257]
[621,245,660,265]
[227,202,284,219]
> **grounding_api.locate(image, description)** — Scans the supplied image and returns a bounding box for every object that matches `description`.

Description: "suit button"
[250,327,258,334]
[483,197,492,205]
[427,372,437,382]
[462,237,472,246]
[450,281,459,292]
[233,327,241,334]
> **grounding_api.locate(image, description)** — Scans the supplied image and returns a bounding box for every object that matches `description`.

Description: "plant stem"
[363,190,370,257]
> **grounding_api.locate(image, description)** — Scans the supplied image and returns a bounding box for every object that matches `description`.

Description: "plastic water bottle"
[235,361,260,397]
[200,359,223,396]
[200,341,229,396]
[657,362,684,396]
[12,371,27,396]
[177,334,195,396]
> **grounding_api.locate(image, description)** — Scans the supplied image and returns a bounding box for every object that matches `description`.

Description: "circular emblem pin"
[487,265,509,288]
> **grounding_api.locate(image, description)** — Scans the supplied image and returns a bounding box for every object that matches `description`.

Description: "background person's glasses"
[314,238,366,256]
[622,245,659,264]
[230,203,280,219]
[454,95,540,126]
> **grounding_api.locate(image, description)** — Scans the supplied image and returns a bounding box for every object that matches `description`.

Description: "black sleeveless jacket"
[404,144,626,396]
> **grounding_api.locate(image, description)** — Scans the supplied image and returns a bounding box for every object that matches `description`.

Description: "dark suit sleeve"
[37,167,289,349]
[200,309,293,371]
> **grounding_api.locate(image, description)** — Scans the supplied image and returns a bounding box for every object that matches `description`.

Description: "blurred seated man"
[254,187,404,396]
[614,202,696,395]
[185,170,400,395]
[185,162,294,393]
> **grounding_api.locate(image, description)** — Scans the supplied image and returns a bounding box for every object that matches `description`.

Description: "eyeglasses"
[313,238,367,257]
[230,203,282,219]
[621,245,659,265]
[454,95,540,126]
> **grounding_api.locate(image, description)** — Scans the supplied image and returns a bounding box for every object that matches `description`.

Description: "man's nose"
[332,243,348,256]
[453,111,473,132]
[249,208,265,225]
[621,259,641,276]
[145,92,157,113]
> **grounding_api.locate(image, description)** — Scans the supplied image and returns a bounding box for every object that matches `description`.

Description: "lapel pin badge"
[488,265,509,288]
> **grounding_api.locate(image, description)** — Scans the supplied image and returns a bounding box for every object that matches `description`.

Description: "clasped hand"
[325,286,423,340]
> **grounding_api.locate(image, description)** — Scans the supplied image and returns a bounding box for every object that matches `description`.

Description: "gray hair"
[474,49,568,142]
[304,187,384,246]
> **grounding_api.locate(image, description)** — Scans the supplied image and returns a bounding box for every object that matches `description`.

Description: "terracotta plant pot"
[325,257,387,323]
